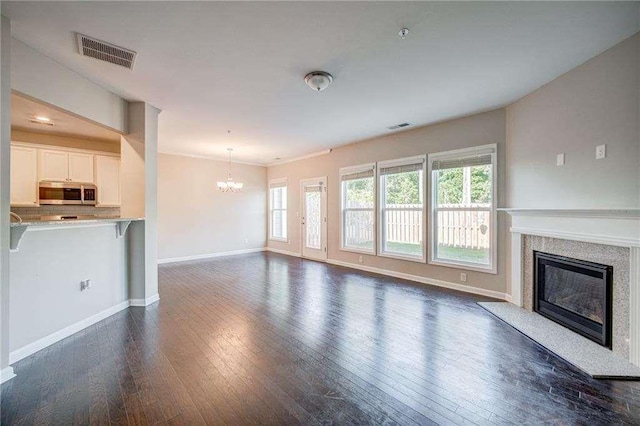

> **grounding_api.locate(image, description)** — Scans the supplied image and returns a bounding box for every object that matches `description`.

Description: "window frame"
[339,163,377,255]
[377,155,427,263]
[427,143,498,274]
[268,177,288,242]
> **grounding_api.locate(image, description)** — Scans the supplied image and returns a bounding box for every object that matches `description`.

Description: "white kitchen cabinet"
[10,145,38,206]
[39,149,69,181]
[39,150,95,183]
[94,155,121,206]
[68,152,94,183]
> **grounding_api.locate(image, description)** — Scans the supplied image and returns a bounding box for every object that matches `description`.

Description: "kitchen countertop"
[10,216,145,227]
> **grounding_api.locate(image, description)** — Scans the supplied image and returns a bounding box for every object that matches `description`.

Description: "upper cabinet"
[39,150,94,183]
[39,149,68,181]
[11,143,121,207]
[94,155,121,207]
[10,145,38,206]
[68,153,94,183]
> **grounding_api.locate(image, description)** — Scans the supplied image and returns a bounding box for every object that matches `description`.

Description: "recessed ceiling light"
[29,116,54,126]
[398,28,409,39]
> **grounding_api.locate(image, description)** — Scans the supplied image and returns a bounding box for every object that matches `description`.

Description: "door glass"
[305,186,322,250]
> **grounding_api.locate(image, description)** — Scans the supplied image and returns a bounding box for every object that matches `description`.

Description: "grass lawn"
[384,241,489,264]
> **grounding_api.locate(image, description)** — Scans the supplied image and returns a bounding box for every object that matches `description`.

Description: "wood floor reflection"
[2,252,640,425]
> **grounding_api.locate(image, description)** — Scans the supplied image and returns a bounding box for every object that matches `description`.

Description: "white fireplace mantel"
[500,208,640,366]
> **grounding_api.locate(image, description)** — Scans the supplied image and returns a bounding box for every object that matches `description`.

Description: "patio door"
[301,177,327,261]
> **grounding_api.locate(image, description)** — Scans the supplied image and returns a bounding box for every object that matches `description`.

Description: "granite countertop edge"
[10,217,145,227]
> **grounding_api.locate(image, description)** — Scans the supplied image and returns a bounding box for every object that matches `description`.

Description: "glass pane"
[272,210,287,239]
[344,177,374,209]
[344,210,374,251]
[383,209,422,256]
[436,210,490,265]
[305,190,321,249]
[271,187,287,210]
[384,170,423,207]
[436,165,491,207]
[543,265,604,324]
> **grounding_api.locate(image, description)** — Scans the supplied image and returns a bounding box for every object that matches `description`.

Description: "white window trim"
[269,177,288,243]
[427,143,498,274]
[377,154,427,263]
[339,163,376,255]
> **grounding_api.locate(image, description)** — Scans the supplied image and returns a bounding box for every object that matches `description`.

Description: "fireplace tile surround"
[501,208,640,367]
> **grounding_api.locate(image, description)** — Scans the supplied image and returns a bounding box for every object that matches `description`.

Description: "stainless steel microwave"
[38,181,97,205]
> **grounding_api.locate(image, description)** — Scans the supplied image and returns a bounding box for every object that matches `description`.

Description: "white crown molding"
[158,247,266,264]
[498,208,640,220]
[158,150,266,167]
[266,149,332,167]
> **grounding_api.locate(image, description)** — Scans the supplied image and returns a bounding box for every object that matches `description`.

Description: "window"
[378,155,426,261]
[340,164,375,253]
[269,178,287,241]
[428,144,497,273]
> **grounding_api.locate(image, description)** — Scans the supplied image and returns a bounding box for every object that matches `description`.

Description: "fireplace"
[534,251,613,348]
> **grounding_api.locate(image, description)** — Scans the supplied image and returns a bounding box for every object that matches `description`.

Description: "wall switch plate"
[460,273,467,283]
[556,153,565,166]
[358,256,364,263]
[596,144,606,160]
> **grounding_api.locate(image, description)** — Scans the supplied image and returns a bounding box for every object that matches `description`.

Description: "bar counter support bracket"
[116,220,132,239]
[10,225,28,252]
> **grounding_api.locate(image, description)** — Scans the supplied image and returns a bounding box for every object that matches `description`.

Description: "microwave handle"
[81,185,84,204]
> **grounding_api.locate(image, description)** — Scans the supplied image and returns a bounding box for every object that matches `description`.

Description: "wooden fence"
[343,204,490,249]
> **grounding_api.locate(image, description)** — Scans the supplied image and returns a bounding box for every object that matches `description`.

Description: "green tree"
[385,171,421,205]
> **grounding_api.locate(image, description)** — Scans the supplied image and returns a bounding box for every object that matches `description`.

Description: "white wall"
[158,153,267,261]
[11,38,128,133]
[506,33,640,209]
[9,225,127,355]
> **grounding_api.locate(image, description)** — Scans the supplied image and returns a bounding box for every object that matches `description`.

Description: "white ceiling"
[3,2,639,165]
[12,93,121,142]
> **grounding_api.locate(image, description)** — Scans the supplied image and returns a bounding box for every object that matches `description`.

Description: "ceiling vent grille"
[387,122,411,130]
[76,33,136,70]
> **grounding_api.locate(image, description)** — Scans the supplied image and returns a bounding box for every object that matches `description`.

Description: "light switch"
[556,153,565,166]
[596,144,606,160]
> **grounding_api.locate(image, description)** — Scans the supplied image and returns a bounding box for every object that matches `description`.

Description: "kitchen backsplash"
[11,205,120,220]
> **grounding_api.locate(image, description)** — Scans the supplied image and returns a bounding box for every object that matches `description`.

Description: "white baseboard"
[0,366,16,384]
[158,247,266,264]
[130,293,160,307]
[9,300,131,364]
[265,247,301,258]
[327,259,510,301]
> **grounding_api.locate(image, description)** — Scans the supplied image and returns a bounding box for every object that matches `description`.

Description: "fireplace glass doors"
[534,251,612,348]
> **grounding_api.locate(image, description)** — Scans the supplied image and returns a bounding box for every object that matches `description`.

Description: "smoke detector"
[304,71,333,92]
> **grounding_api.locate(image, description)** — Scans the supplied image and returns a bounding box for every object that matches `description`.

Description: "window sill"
[378,251,426,264]
[339,246,375,255]
[429,258,497,274]
[269,237,288,243]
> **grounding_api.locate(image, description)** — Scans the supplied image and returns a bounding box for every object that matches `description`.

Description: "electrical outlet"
[596,144,606,160]
[460,273,467,283]
[358,256,364,263]
[244,238,249,244]
[556,153,565,166]
[80,279,92,291]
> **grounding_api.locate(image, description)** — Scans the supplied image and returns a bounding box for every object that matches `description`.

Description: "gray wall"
[157,153,267,261]
[9,225,128,353]
[268,109,508,295]
[506,33,640,209]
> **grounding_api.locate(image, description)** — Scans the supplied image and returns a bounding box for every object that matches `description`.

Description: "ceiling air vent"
[387,122,411,130]
[76,33,137,70]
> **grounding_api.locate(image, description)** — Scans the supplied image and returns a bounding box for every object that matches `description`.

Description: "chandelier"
[217,132,243,192]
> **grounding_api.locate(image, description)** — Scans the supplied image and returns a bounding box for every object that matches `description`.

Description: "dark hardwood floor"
[2,252,640,425]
